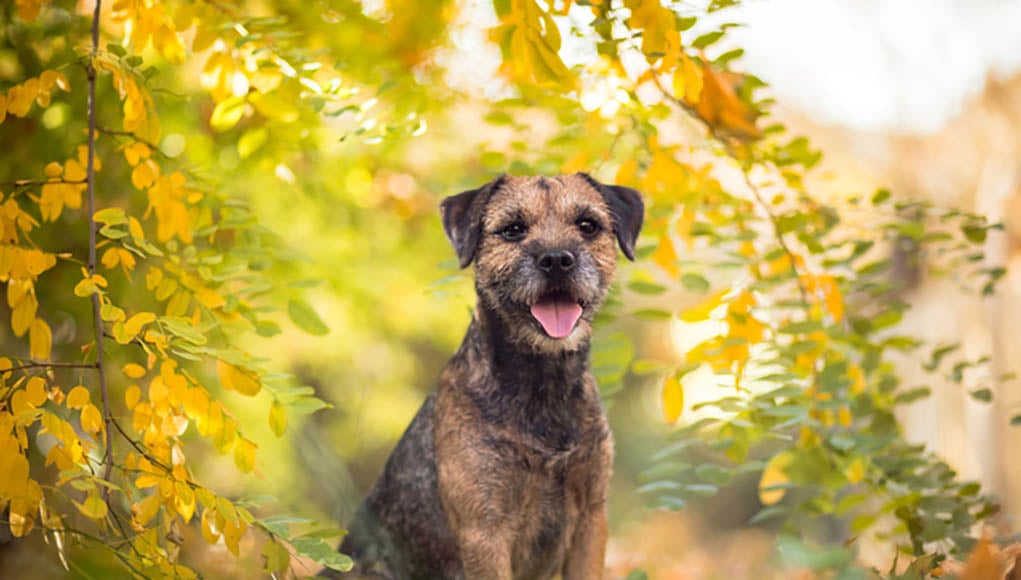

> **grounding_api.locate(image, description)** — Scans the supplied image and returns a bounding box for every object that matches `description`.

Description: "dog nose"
[537,250,576,273]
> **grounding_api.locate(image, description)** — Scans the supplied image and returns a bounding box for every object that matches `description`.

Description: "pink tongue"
[530,298,583,339]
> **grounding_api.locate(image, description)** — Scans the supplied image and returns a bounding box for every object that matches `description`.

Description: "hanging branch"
[2,361,99,373]
[86,0,114,499]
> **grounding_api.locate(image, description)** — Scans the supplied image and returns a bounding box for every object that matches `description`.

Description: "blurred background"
[3,0,1021,577]
[246,0,1021,575]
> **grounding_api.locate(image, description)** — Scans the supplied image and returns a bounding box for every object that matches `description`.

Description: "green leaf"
[962,223,987,244]
[692,31,724,49]
[159,317,208,345]
[778,320,822,334]
[695,464,732,486]
[871,189,891,205]
[94,207,128,225]
[300,528,348,540]
[627,281,667,295]
[288,299,330,336]
[288,537,353,572]
[632,308,672,321]
[894,386,931,405]
[1011,414,1021,427]
[777,536,853,570]
[968,387,993,403]
[680,273,710,292]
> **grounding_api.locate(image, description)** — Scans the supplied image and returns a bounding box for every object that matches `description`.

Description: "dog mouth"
[529,291,584,339]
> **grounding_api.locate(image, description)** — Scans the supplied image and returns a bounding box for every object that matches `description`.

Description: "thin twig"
[740,169,810,304]
[2,361,99,373]
[86,0,114,501]
[110,417,171,472]
[0,179,87,187]
[96,126,164,156]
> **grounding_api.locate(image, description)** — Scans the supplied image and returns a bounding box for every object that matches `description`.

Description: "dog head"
[441,174,644,352]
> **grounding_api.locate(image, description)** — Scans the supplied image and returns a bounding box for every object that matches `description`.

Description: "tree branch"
[86,0,114,501]
[0,179,87,188]
[740,169,810,305]
[96,126,166,157]
[2,361,99,373]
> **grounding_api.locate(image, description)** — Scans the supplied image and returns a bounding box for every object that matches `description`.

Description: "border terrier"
[327,173,644,580]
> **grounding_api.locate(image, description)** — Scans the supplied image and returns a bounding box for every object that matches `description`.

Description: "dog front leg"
[455,525,512,580]
[562,501,608,580]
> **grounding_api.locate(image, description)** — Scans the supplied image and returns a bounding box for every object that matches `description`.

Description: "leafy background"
[1,0,1021,578]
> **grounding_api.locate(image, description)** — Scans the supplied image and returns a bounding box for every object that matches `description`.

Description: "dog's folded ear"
[440,176,506,268]
[579,173,645,261]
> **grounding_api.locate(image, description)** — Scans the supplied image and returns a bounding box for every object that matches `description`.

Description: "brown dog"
[328,173,644,580]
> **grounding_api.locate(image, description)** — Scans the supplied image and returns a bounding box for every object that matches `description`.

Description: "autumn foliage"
[0,0,1016,577]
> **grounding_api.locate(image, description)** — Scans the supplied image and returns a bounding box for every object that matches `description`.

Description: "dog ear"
[579,173,645,261]
[440,176,506,268]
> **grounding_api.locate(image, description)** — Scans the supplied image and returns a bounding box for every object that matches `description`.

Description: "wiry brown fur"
[325,174,644,580]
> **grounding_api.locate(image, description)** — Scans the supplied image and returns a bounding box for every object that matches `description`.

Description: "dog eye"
[499,222,528,241]
[576,218,601,237]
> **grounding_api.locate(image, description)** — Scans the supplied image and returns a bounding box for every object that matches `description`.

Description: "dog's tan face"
[441,174,644,352]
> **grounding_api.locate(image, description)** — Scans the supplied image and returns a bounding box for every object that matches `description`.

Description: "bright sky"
[730,0,1021,134]
[442,0,1021,134]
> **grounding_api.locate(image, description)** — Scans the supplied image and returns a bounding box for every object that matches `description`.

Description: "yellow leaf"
[269,401,287,437]
[25,376,47,406]
[217,360,261,397]
[221,512,247,555]
[194,288,225,309]
[797,425,821,449]
[561,151,588,174]
[149,377,168,406]
[135,471,161,489]
[844,457,866,484]
[818,275,844,322]
[233,437,256,473]
[7,278,32,308]
[165,289,192,316]
[64,159,86,182]
[759,450,793,506]
[66,385,90,409]
[129,217,145,241]
[651,235,679,278]
[262,538,292,574]
[838,405,852,427]
[680,289,726,323]
[10,390,31,417]
[29,318,52,360]
[123,142,150,167]
[212,418,235,453]
[174,480,196,523]
[848,364,866,394]
[132,493,161,528]
[8,479,42,537]
[101,247,120,269]
[123,363,146,379]
[125,385,141,409]
[76,494,109,522]
[11,293,38,337]
[123,312,156,339]
[131,160,158,190]
[80,403,103,435]
[661,373,684,424]
[44,162,63,178]
[672,65,686,101]
[680,53,703,104]
[615,158,638,187]
[200,507,220,543]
